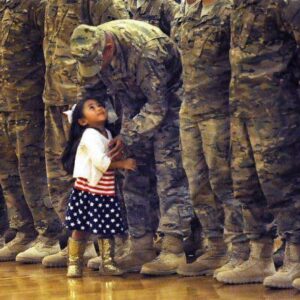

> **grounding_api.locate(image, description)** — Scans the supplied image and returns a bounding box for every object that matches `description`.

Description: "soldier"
[216,0,300,288]
[42,0,130,268]
[127,0,179,36]
[175,0,249,277]
[0,0,63,263]
[70,19,194,276]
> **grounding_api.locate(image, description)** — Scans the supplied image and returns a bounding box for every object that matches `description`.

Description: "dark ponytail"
[61,99,88,174]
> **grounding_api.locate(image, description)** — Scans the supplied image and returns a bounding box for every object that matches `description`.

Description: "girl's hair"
[61,97,110,174]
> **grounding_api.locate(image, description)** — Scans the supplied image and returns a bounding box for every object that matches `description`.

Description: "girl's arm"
[82,129,137,172]
[109,159,136,171]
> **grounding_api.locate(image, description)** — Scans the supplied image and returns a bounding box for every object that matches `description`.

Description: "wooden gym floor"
[0,262,300,300]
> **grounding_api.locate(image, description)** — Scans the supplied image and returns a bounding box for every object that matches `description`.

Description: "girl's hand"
[123,158,137,171]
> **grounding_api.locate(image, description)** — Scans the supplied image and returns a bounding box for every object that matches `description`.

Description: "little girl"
[62,97,136,278]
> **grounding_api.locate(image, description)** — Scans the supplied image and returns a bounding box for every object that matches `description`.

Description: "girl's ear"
[78,118,88,127]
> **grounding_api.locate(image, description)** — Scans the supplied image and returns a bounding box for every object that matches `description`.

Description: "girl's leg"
[67,230,90,278]
[72,230,90,241]
[98,237,124,276]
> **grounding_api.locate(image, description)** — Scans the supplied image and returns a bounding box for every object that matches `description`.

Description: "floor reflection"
[0,263,300,300]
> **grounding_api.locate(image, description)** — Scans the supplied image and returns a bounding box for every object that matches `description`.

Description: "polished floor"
[0,262,300,300]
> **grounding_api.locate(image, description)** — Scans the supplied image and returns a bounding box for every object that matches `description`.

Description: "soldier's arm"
[120,55,169,146]
[89,0,130,25]
[29,0,46,34]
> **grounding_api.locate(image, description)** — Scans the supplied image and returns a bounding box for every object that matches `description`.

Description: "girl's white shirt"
[73,128,112,186]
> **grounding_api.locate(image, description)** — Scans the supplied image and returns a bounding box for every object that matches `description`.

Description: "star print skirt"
[65,188,126,237]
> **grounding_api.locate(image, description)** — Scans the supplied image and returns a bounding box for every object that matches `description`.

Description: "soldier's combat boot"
[114,234,130,261]
[87,256,102,270]
[293,277,300,290]
[42,240,97,268]
[67,238,86,278]
[0,232,36,261]
[99,239,124,276]
[177,238,227,276]
[213,241,250,278]
[16,236,61,264]
[264,243,300,289]
[273,239,286,268]
[141,235,185,276]
[217,239,275,284]
[115,234,156,273]
[153,233,163,254]
[4,228,17,244]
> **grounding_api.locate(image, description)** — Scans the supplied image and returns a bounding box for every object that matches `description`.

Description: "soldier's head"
[70,24,116,78]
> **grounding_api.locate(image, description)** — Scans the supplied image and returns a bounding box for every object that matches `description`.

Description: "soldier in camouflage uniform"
[42,0,129,268]
[127,0,179,36]
[216,0,300,288]
[173,0,249,277]
[0,0,63,263]
[70,19,194,275]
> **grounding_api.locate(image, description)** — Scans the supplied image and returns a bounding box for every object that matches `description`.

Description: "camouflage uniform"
[0,0,61,239]
[229,0,300,244]
[127,0,179,36]
[215,0,300,286]
[43,0,130,221]
[71,20,193,240]
[178,0,247,245]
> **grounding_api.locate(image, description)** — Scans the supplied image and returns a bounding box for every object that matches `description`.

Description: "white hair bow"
[63,104,77,124]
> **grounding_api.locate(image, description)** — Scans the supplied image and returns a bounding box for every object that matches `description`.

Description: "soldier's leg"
[216,116,276,284]
[247,114,300,244]
[16,111,62,237]
[0,112,37,261]
[44,105,73,221]
[198,116,250,276]
[43,105,97,268]
[246,113,300,288]
[141,102,195,276]
[14,110,62,263]
[176,103,227,276]
[116,139,157,272]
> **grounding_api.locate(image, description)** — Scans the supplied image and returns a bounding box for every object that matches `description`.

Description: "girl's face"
[79,99,107,127]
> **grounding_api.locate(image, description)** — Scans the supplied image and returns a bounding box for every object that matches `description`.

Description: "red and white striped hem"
[75,175,115,196]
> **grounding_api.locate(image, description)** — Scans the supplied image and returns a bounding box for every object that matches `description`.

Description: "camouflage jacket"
[43,0,129,106]
[230,0,300,118]
[178,0,232,118]
[127,0,179,36]
[98,20,182,146]
[0,0,45,112]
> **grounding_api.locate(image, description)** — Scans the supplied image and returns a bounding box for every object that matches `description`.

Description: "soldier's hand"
[108,136,125,160]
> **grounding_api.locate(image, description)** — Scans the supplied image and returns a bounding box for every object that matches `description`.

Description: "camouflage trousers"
[44,105,74,222]
[0,186,8,235]
[180,102,247,244]
[0,111,62,238]
[231,112,300,244]
[123,103,194,239]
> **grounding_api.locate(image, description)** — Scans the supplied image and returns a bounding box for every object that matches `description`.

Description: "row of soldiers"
[1,0,300,290]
